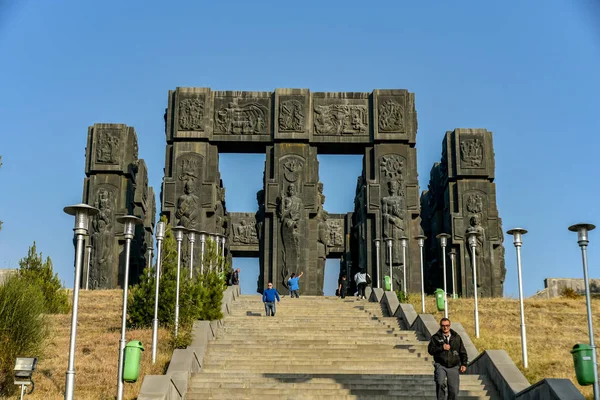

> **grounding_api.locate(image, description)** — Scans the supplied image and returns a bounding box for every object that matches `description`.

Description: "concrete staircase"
[187,295,497,399]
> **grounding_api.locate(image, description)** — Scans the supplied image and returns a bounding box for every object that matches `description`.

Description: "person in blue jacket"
[287,272,304,298]
[262,282,280,317]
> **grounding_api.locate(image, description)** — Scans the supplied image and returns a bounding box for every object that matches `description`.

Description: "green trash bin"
[434,288,445,311]
[571,343,596,386]
[384,276,391,291]
[123,340,144,383]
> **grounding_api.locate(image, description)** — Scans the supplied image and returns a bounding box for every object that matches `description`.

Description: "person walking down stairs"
[262,282,280,317]
[428,317,468,400]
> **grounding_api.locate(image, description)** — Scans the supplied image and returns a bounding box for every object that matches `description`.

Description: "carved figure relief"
[378,99,404,132]
[91,187,115,289]
[278,183,303,282]
[96,130,121,164]
[316,209,329,295]
[317,181,325,215]
[466,193,484,215]
[381,180,406,265]
[176,180,201,229]
[214,186,227,235]
[279,99,305,132]
[216,102,268,134]
[327,219,344,247]
[460,138,483,168]
[255,189,265,243]
[314,104,368,135]
[283,158,304,183]
[178,98,205,131]
[178,157,201,182]
[466,214,487,292]
[232,219,258,244]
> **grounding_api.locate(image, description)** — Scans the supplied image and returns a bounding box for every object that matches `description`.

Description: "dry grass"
[407,294,600,399]
[21,290,171,400]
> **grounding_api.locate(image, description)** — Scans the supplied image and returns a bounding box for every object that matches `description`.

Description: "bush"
[19,242,69,314]
[128,217,225,331]
[560,287,580,299]
[0,276,48,396]
[396,290,410,303]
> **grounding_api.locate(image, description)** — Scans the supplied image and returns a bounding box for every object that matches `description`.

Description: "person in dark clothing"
[338,275,348,299]
[262,282,280,317]
[231,268,240,285]
[428,318,468,400]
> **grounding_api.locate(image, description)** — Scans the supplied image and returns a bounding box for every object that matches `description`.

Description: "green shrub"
[0,276,48,396]
[396,290,410,303]
[128,217,225,330]
[18,242,69,314]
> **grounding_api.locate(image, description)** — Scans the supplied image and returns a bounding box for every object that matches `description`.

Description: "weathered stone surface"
[420,129,505,297]
[82,123,153,289]
[531,278,600,299]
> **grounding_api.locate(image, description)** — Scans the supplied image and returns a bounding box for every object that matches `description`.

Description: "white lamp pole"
[399,236,408,294]
[386,239,393,291]
[221,236,226,274]
[199,232,206,275]
[569,223,599,400]
[374,239,381,289]
[63,204,98,400]
[146,246,153,277]
[507,228,529,369]
[85,244,92,290]
[187,229,199,279]
[416,235,426,313]
[115,215,142,400]
[437,233,451,319]
[467,230,480,338]
[172,226,187,338]
[151,221,166,364]
[449,248,457,299]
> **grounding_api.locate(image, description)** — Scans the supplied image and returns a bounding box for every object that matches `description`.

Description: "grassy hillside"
[25,290,170,400]
[407,294,600,400]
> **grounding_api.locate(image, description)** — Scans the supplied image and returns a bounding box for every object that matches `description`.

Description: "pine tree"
[18,242,69,314]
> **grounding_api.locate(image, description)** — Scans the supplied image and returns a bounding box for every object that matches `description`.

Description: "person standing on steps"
[287,272,303,298]
[231,268,240,286]
[354,269,368,299]
[338,275,348,299]
[427,318,468,400]
[262,282,280,317]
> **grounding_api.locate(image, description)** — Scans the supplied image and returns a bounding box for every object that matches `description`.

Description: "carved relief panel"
[174,153,204,230]
[447,128,495,179]
[213,92,271,136]
[275,89,310,140]
[90,184,118,289]
[230,212,259,245]
[312,93,370,137]
[373,89,417,143]
[96,129,122,164]
[87,124,138,175]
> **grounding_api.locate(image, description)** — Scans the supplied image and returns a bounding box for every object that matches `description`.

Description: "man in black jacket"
[428,318,468,400]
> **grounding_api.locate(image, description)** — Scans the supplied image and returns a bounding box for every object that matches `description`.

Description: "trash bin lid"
[126,340,145,350]
[434,288,444,293]
[571,343,592,353]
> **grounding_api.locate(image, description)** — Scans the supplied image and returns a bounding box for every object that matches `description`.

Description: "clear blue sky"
[1,0,599,298]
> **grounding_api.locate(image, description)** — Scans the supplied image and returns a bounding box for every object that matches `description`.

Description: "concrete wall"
[531,278,600,299]
[0,269,17,285]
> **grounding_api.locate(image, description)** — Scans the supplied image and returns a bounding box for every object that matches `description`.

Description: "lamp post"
[63,204,98,400]
[199,231,207,275]
[449,248,457,299]
[416,235,426,313]
[507,228,529,369]
[146,246,154,277]
[386,239,393,291]
[221,236,226,274]
[437,233,451,319]
[467,229,480,338]
[399,236,408,294]
[115,215,142,400]
[171,226,187,338]
[85,244,92,290]
[187,228,200,279]
[151,221,166,364]
[374,239,381,289]
[569,223,598,400]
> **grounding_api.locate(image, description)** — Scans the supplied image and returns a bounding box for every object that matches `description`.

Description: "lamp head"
[415,234,427,247]
[187,228,200,243]
[467,229,480,247]
[116,215,142,240]
[506,228,528,246]
[436,233,451,248]
[373,238,381,247]
[449,248,457,258]
[569,223,596,245]
[14,357,37,385]
[198,231,207,242]
[385,238,393,247]
[64,203,99,234]
[399,236,408,247]
[171,226,187,242]
[155,221,166,241]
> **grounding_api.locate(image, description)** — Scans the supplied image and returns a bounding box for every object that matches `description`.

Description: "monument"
[81,88,505,297]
